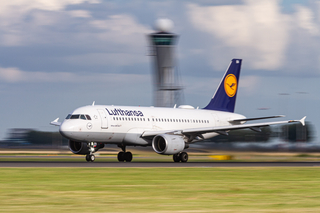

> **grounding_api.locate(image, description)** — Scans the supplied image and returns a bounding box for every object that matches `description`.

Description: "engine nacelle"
[152,134,186,155]
[68,140,104,155]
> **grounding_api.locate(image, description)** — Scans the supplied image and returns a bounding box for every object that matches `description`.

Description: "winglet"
[300,116,306,126]
[50,118,61,126]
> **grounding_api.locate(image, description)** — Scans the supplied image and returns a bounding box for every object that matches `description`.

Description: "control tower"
[148,19,183,107]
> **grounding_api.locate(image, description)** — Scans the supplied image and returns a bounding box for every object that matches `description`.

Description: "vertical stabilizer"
[203,59,242,112]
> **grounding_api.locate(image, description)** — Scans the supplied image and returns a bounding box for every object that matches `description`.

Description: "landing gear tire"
[173,152,188,163]
[86,154,95,162]
[173,153,180,162]
[118,151,132,162]
[117,152,125,162]
[180,152,188,162]
[124,152,132,162]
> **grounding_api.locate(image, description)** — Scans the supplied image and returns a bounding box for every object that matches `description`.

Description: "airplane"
[50,59,306,163]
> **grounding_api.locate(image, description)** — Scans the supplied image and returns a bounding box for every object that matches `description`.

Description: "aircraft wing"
[141,116,306,140]
[50,118,61,126]
[228,115,284,123]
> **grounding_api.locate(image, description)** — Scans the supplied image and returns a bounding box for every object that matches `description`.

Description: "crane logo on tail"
[224,74,237,97]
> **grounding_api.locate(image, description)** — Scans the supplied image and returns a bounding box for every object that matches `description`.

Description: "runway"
[1,161,320,167]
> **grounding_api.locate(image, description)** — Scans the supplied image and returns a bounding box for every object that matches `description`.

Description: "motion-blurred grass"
[1,151,320,162]
[0,168,320,212]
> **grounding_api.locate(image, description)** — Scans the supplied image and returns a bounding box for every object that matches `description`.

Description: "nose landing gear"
[86,154,95,162]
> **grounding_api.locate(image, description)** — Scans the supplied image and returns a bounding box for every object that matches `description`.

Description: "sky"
[0,0,319,141]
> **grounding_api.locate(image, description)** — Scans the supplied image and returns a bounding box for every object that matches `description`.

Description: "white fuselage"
[59,105,246,145]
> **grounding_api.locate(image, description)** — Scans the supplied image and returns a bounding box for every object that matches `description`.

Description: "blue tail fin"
[203,59,242,112]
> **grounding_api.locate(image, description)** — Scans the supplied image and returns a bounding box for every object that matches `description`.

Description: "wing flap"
[229,115,284,123]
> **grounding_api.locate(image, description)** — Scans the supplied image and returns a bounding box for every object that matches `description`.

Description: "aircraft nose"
[59,122,74,139]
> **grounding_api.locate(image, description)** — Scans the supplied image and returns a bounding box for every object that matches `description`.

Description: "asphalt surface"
[1,161,320,167]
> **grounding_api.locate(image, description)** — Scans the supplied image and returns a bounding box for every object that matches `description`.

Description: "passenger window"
[85,115,91,120]
[80,115,86,120]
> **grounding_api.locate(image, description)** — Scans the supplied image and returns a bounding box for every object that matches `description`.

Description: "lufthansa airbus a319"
[50,59,306,162]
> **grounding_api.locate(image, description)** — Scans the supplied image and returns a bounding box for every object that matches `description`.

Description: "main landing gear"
[117,144,132,162]
[173,152,188,163]
[86,142,97,162]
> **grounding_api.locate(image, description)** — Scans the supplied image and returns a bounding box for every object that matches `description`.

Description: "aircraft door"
[97,109,108,129]
[212,113,220,127]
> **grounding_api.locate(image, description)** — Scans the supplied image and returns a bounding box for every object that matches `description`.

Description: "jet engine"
[68,140,104,155]
[152,134,186,155]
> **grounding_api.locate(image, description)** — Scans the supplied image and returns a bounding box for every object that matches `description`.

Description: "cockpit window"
[66,114,92,120]
[70,114,80,119]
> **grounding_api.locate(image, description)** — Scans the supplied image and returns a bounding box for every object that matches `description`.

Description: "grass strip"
[0,167,320,212]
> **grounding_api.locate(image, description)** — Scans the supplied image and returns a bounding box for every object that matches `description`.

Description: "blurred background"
[0,0,319,151]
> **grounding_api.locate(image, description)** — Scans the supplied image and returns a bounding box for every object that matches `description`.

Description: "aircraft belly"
[93,131,125,143]
[123,133,149,145]
[68,131,95,142]
[123,128,149,145]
